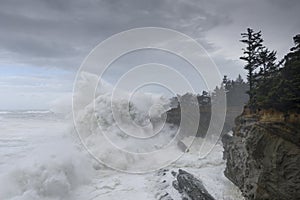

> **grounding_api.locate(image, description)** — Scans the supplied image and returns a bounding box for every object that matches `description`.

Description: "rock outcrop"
[172,169,215,200]
[223,110,300,200]
[166,93,211,138]
[166,93,245,138]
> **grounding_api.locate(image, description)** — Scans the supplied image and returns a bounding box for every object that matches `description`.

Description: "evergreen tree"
[257,47,277,78]
[213,75,249,107]
[222,75,231,91]
[255,47,278,107]
[240,28,264,108]
[277,34,300,111]
[252,34,300,112]
[236,74,244,84]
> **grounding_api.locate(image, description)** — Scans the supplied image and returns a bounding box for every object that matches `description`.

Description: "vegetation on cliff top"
[240,28,300,112]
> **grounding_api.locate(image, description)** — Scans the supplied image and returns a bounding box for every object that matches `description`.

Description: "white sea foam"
[0,111,11,114]
[74,91,181,171]
[0,138,93,200]
[0,114,93,200]
[23,110,52,114]
[70,72,194,172]
[0,72,243,199]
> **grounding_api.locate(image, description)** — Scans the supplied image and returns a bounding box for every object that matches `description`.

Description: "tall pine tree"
[240,28,264,109]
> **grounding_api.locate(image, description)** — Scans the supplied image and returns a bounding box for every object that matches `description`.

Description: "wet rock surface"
[172,169,215,200]
[223,114,300,200]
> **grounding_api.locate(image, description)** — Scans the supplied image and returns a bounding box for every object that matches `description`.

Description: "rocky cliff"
[222,110,300,200]
[166,93,244,138]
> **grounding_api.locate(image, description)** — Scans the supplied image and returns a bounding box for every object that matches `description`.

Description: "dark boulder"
[172,169,215,200]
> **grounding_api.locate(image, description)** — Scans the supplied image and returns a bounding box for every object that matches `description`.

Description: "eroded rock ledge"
[222,110,300,200]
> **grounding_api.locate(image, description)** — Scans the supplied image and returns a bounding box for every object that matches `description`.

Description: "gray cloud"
[1,0,299,110]
[0,0,299,76]
[0,0,232,68]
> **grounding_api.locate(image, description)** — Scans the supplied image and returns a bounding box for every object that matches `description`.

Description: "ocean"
[0,109,243,200]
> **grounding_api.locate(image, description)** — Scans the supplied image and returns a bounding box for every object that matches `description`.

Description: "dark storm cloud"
[0,0,232,68]
[0,0,299,73]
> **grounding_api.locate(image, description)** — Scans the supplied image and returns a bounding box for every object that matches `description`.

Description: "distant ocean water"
[0,110,52,114]
[0,110,65,120]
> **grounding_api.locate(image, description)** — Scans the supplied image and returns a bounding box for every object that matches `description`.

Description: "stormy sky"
[0,0,299,110]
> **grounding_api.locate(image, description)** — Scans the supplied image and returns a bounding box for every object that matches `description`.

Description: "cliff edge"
[222,109,300,200]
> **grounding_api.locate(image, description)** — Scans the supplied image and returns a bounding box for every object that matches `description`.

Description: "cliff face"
[223,112,300,200]
[166,105,211,138]
[166,93,212,138]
